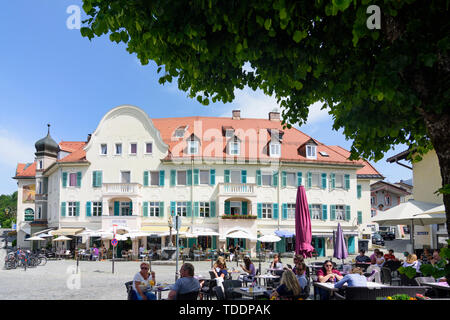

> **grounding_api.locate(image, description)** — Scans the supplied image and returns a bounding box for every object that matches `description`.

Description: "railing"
[218,183,255,195]
[102,183,142,195]
[35,194,48,201]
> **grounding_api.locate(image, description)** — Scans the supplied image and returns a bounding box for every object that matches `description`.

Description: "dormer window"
[306,145,317,159]
[270,142,281,157]
[187,140,199,155]
[225,130,234,138]
[174,126,187,138]
[229,141,240,155]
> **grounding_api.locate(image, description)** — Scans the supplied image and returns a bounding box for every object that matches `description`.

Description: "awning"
[49,228,84,236]
[160,227,190,237]
[141,226,171,233]
[33,228,56,236]
[343,231,359,236]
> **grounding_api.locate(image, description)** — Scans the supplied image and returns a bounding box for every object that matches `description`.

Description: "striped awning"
[49,228,84,236]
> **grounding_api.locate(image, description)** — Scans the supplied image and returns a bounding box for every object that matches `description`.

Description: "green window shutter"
[307,172,312,189]
[159,202,164,217]
[159,170,165,186]
[170,170,176,186]
[330,205,336,221]
[143,171,149,187]
[345,174,350,190]
[256,170,262,186]
[193,169,199,185]
[357,211,362,225]
[282,172,287,187]
[143,202,148,217]
[322,204,328,220]
[241,170,247,183]
[97,171,103,187]
[194,202,199,217]
[212,236,217,250]
[62,172,67,188]
[92,172,97,188]
[187,201,192,217]
[187,170,192,186]
[321,173,327,189]
[76,202,80,216]
[297,172,302,186]
[257,203,262,219]
[61,202,66,217]
[224,170,230,183]
[242,201,248,215]
[210,201,216,217]
[114,201,120,216]
[77,172,82,187]
[273,203,279,220]
[282,203,288,220]
[86,202,91,217]
[345,205,351,221]
[170,201,176,216]
[224,201,230,215]
[210,169,215,185]
[129,201,133,215]
[331,173,336,189]
[357,185,362,199]
[273,171,279,187]
[308,204,312,219]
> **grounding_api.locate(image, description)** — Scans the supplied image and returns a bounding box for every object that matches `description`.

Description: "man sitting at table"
[384,249,398,261]
[334,267,367,289]
[168,263,200,300]
[355,249,371,263]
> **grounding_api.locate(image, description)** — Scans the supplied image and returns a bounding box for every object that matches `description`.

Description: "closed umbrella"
[295,186,314,258]
[333,223,348,265]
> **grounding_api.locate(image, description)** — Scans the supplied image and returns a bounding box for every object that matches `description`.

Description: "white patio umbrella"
[371,199,441,249]
[101,233,128,241]
[226,230,257,240]
[257,234,282,242]
[52,236,72,241]
[25,236,46,241]
[123,232,151,239]
[413,204,446,225]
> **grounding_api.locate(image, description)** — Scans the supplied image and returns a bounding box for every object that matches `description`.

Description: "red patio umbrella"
[295,186,314,258]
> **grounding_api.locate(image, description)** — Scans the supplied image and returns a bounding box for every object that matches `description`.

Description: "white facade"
[15,105,378,257]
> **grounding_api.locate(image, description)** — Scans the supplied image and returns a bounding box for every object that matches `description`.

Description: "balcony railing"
[102,183,142,196]
[218,183,255,195]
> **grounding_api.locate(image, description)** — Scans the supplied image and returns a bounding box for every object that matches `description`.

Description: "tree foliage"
[0,192,17,228]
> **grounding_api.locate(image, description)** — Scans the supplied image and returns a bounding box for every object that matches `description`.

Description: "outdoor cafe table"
[255,274,280,286]
[422,282,450,291]
[232,286,266,300]
[313,281,388,300]
[152,284,172,300]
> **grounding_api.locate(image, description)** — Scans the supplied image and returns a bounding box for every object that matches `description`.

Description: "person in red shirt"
[384,249,398,261]
[316,260,343,300]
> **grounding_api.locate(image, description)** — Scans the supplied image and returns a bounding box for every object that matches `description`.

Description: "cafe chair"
[125,281,137,300]
[213,286,226,300]
[223,280,244,300]
[177,290,199,300]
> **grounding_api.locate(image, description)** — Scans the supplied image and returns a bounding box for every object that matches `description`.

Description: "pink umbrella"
[295,186,314,258]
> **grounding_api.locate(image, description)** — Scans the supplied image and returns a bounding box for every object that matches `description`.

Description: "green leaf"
[264,19,272,31]
[279,8,287,20]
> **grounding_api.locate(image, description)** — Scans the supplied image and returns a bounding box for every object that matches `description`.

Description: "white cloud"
[220,87,331,125]
[0,129,34,169]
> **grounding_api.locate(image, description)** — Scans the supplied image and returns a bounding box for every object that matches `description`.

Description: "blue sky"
[0,1,412,195]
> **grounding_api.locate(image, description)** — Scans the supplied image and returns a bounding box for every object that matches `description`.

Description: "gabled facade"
[14,105,383,257]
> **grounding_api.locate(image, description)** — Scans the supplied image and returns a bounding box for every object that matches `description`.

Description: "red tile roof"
[152,117,362,165]
[15,162,36,178]
[327,145,383,177]
[59,141,86,153]
[57,141,86,162]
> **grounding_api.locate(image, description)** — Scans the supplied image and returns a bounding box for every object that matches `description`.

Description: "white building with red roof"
[13,105,383,257]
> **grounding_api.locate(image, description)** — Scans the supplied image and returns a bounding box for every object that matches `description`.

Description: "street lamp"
[168,215,174,247]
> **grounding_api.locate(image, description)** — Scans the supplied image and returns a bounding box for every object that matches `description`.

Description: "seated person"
[384,249,398,261]
[266,269,302,300]
[294,262,308,291]
[430,250,441,265]
[239,256,256,282]
[212,256,228,279]
[168,263,200,300]
[355,249,371,263]
[420,248,432,264]
[375,251,386,268]
[334,267,367,289]
[269,253,284,270]
[370,249,380,264]
[403,254,421,272]
[291,254,310,279]
[133,262,157,300]
[317,260,343,300]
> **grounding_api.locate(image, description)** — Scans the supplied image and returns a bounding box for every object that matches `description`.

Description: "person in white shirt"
[402,254,421,272]
[133,262,157,300]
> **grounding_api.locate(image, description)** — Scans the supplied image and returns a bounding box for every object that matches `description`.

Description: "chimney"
[269,111,280,121]
[232,110,241,120]
[87,134,92,142]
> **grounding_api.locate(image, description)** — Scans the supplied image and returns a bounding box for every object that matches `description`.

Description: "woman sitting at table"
[133,262,157,300]
[269,254,283,270]
[240,256,256,283]
[402,253,421,272]
[317,260,343,300]
[212,256,229,279]
[267,270,302,300]
[334,267,367,289]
